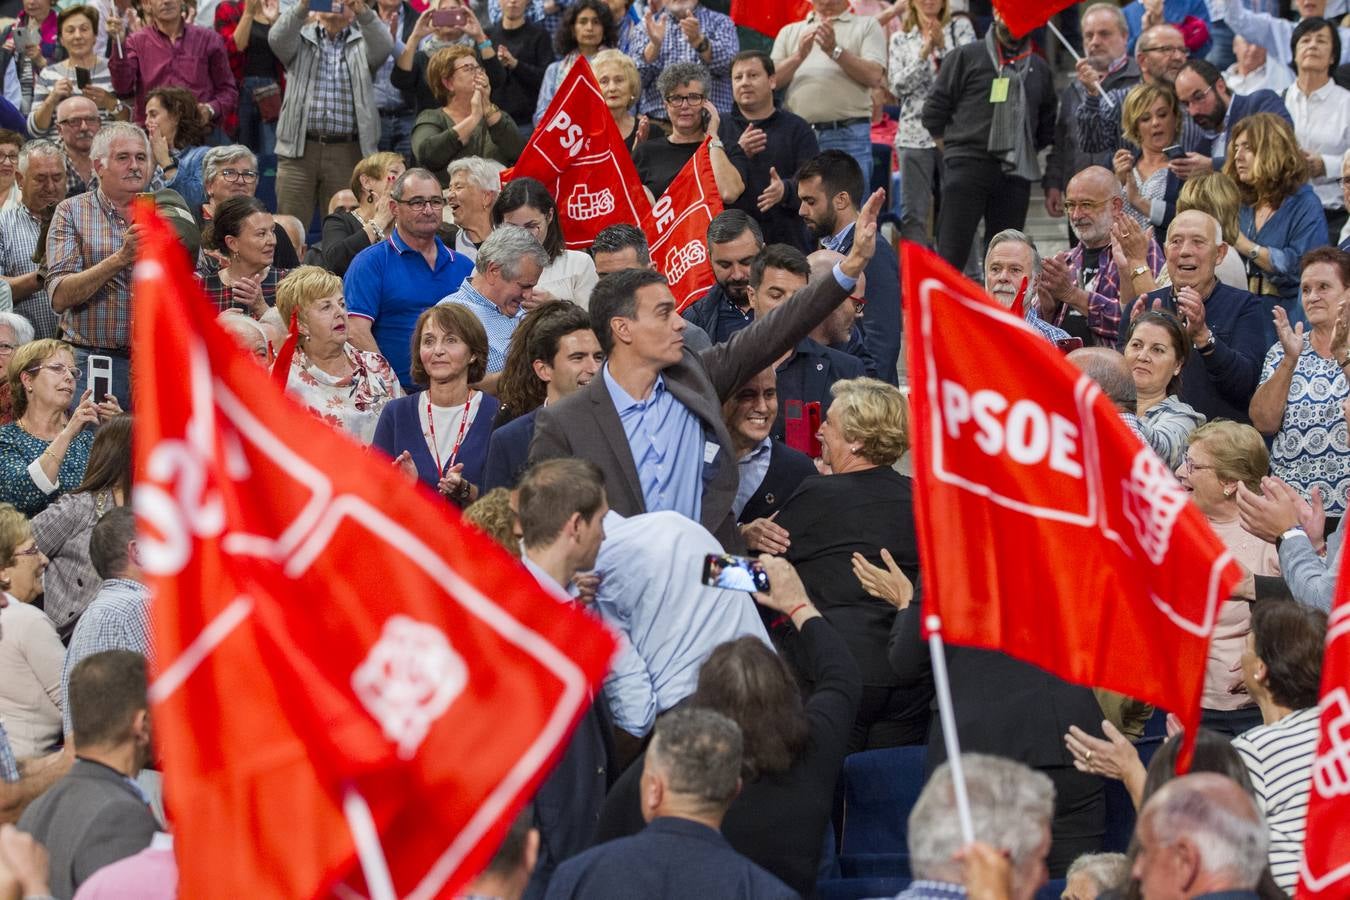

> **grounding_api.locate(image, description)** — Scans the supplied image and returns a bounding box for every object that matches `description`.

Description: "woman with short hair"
[318,151,405,276]
[275,266,402,444]
[771,377,928,752]
[0,503,63,758]
[372,304,498,506]
[492,177,599,308]
[29,5,123,137]
[1114,82,1184,233]
[1282,17,1349,238]
[591,48,645,152]
[412,44,524,185]
[1224,112,1329,318]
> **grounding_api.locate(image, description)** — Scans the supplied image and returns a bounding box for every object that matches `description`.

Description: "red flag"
[501,56,653,250]
[649,138,722,313]
[993,0,1078,38]
[131,201,616,899]
[1298,575,1350,896]
[729,0,810,39]
[902,243,1241,768]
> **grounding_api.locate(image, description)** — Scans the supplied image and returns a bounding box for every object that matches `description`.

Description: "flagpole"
[1046,20,1116,110]
[927,614,976,845]
[343,786,398,900]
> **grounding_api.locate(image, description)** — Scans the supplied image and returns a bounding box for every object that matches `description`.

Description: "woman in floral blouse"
[887,0,975,247]
[274,266,402,445]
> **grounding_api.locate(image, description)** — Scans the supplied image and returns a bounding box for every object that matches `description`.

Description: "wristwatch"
[1195,330,1216,353]
[1276,526,1306,550]
[696,37,710,53]
[709,138,725,150]
[831,45,844,60]
[1248,244,1261,262]
[1129,264,1149,280]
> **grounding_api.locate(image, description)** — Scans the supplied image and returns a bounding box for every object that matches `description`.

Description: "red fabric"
[729,0,810,38]
[131,200,617,900]
[649,138,722,313]
[992,0,1078,38]
[901,243,1241,769]
[501,56,653,250]
[1298,570,1350,896]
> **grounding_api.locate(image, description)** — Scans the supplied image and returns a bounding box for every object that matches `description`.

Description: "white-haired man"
[984,229,1071,344]
[46,122,152,408]
[0,139,66,339]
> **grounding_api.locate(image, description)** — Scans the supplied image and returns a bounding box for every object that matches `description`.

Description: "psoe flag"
[501,56,653,250]
[992,0,1078,38]
[1298,588,1350,896]
[131,201,617,900]
[649,137,722,313]
[902,243,1241,768]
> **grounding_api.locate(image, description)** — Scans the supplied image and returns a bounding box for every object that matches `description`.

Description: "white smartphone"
[87,354,113,405]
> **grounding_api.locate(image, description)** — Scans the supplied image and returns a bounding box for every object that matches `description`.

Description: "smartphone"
[702,554,770,593]
[699,107,711,130]
[309,0,334,12]
[75,67,91,89]
[1162,144,1185,160]
[10,28,25,52]
[1054,337,1085,354]
[87,355,113,405]
[432,6,467,27]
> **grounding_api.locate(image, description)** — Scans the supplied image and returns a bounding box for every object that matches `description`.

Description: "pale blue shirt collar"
[602,362,664,410]
[822,220,856,252]
[521,553,573,603]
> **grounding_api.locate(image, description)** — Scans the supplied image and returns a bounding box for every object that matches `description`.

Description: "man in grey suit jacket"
[19,651,157,899]
[529,190,885,552]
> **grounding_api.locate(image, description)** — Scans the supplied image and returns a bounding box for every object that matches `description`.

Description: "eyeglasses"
[665,92,706,107]
[1182,455,1215,475]
[847,294,867,309]
[454,61,483,73]
[25,363,80,380]
[0,151,18,163]
[0,342,16,354]
[1179,84,1216,107]
[1139,44,1187,56]
[56,115,99,127]
[1062,199,1107,214]
[397,196,448,211]
[219,168,260,183]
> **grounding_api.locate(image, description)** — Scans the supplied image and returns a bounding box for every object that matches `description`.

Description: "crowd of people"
[0,0,1347,896]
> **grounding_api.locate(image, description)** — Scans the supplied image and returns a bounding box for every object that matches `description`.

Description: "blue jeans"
[815,121,873,195]
[69,346,132,412]
[239,75,279,159]
[377,108,415,164]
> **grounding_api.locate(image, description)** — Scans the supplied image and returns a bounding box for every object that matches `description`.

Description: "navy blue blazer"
[833,225,901,386]
[371,390,499,493]
[1205,89,1292,169]
[1118,282,1273,424]
[543,817,796,900]
[483,407,539,492]
[771,337,866,445]
[740,440,817,524]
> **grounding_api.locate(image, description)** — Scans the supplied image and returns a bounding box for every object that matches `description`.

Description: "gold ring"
[1085,750,1094,764]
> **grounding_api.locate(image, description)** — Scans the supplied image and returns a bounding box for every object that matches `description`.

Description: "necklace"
[16,414,62,442]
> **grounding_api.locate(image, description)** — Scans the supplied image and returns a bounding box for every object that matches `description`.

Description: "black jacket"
[739,439,816,524]
[771,337,866,445]
[719,106,818,252]
[486,20,553,129]
[832,225,901,386]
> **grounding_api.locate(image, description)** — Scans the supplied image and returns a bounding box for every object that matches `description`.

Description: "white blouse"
[1284,79,1350,210]
[536,248,600,310]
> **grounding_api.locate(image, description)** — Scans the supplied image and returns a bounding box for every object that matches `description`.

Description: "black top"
[719,107,819,252]
[774,467,923,689]
[594,618,862,898]
[632,134,701,198]
[319,209,376,277]
[244,19,277,78]
[487,20,554,128]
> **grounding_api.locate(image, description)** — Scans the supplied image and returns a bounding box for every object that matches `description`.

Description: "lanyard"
[426,391,474,476]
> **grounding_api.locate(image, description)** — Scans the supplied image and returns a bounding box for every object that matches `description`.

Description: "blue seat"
[818,876,909,900]
[1036,878,1067,899]
[837,746,928,879]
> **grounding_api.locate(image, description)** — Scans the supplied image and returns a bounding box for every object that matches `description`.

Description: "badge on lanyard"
[990,77,1010,103]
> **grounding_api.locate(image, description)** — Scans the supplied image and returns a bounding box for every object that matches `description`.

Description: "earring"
[366,189,375,204]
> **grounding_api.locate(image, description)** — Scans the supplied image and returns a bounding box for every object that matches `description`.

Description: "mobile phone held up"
[87,354,113,405]
[75,67,92,89]
[310,0,339,13]
[431,7,467,28]
[702,554,770,593]
[1162,144,1185,161]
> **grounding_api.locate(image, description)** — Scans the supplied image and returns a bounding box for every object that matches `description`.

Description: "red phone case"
[784,400,822,458]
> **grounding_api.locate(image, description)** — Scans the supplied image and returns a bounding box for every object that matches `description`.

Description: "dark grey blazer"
[17,759,158,899]
[529,271,850,552]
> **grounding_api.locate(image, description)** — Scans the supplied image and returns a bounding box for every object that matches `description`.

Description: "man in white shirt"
[1222,35,1293,94]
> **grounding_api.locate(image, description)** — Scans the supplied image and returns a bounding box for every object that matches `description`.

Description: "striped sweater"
[1232,705,1321,892]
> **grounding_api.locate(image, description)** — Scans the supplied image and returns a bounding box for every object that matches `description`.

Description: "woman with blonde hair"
[591,48,645,152]
[412,44,524,186]
[0,503,63,758]
[1175,420,1279,737]
[1224,112,1329,317]
[771,377,927,752]
[1177,172,1249,290]
[318,151,406,276]
[275,266,402,444]
[1114,83,1184,233]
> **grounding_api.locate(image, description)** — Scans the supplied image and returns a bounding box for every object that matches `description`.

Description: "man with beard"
[795,150,899,384]
[1076,23,1196,156]
[1172,58,1291,171]
[1036,166,1165,346]
[679,210,764,345]
[0,140,66,339]
[921,11,1057,284]
[984,230,1072,344]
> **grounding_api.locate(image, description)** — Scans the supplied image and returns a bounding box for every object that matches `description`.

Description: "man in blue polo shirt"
[438,224,549,393]
[345,168,474,389]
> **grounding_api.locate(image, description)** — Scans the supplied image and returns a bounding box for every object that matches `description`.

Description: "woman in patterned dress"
[274,266,402,446]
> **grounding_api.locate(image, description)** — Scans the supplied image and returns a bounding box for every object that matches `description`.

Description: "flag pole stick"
[926,614,976,844]
[1046,20,1115,110]
[343,786,398,900]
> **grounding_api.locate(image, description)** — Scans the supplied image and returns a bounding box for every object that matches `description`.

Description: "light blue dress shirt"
[602,364,705,523]
[733,437,773,519]
[438,279,526,373]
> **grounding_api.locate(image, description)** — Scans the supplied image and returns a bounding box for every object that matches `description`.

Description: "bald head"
[1066,166,1124,247]
[218,312,271,366]
[274,214,306,260]
[55,96,99,154]
[1069,347,1136,413]
[1137,24,1187,85]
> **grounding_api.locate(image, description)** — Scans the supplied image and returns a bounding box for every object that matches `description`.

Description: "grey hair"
[1081,1,1128,35]
[986,228,1043,276]
[203,145,257,184]
[91,122,150,167]
[656,61,711,101]
[391,167,441,200]
[909,754,1055,884]
[0,312,35,345]
[476,224,550,279]
[647,706,743,814]
[1068,347,1137,413]
[706,209,764,248]
[17,139,63,177]
[1144,777,1268,889]
[1066,852,1130,894]
[590,223,650,264]
[447,156,505,193]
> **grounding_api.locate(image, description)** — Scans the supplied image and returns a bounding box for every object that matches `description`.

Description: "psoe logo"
[1121,448,1188,565]
[665,240,707,283]
[352,615,468,759]
[567,185,615,220]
